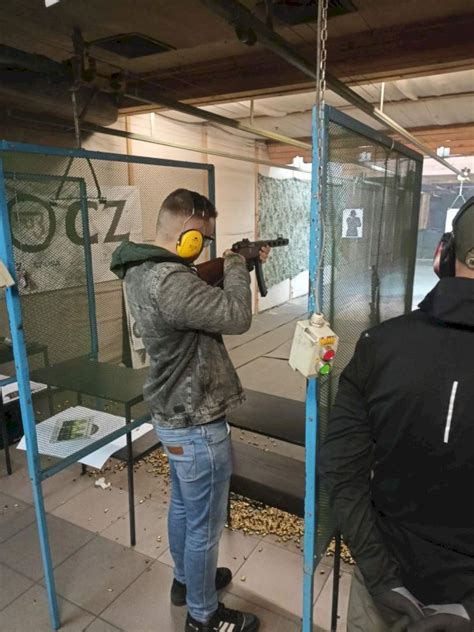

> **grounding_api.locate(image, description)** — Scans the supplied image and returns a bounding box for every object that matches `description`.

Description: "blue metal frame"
[0,141,216,631]
[302,105,325,632]
[0,159,60,629]
[0,140,215,172]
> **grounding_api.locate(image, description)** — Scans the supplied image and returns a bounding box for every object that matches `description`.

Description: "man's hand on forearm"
[373,587,425,626]
[408,605,472,631]
[258,245,271,263]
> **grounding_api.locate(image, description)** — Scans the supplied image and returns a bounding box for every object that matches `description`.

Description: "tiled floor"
[0,298,353,631]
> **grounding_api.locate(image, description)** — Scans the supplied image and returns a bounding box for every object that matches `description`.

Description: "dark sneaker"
[185,602,260,631]
[171,567,233,606]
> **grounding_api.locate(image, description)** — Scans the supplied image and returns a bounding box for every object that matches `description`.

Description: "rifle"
[195,236,289,297]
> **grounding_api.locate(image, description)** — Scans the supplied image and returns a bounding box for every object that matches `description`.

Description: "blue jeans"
[155,420,232,623]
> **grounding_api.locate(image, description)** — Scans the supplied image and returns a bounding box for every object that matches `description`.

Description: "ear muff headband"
[434,232,456,278]
[176,229,204,259]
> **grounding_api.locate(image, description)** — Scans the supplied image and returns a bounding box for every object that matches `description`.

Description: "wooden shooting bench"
[227,389,342,630]
[228,389,305,516]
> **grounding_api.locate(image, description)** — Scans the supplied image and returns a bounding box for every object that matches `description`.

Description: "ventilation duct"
[91,33,174,59]
[0,45,118,127]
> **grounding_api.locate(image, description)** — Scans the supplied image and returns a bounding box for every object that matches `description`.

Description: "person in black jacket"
[319,197,474,632]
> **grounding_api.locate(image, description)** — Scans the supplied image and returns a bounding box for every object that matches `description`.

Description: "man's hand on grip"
[408,605,472,631]
[373,587,425,625]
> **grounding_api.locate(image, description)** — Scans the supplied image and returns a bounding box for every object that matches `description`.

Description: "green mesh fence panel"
[314,115,421,558]
[320,118,421,399]
[0,148,209,382]
[4,174,90,369]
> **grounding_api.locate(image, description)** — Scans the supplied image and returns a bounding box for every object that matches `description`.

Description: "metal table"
[0,340,50,475]
[0,339,49,367]
[31,357,149,546]
[0,376,16,474]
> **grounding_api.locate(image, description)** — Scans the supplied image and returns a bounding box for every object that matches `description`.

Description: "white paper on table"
[78,422,154,468]
[0,374,47,403]
[16,405,154,469]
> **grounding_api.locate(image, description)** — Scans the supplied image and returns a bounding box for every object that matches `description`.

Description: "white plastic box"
[289,313,338,379]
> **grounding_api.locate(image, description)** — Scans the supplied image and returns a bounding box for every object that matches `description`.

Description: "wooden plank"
[228,389,305,445]
[231,439,304,517]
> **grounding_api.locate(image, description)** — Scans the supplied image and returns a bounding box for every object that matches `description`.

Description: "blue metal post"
[79,180,99,359]
[0,159,60,630]
[302,106,324,632]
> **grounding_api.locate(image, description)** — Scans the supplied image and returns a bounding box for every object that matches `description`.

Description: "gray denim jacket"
[124,252,251,428]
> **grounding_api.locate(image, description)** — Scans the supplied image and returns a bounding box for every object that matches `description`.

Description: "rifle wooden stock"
[195,257,225,288]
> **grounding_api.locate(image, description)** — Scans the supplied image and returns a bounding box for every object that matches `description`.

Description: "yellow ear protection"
[176,228,204,259]
[176,205,206,259]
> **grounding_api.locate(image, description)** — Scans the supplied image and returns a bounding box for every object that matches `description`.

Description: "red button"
[322,348,335,362]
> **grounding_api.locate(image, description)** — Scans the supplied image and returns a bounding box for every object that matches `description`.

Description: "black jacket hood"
[419,277,474,328]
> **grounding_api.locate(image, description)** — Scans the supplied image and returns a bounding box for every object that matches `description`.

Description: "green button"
[319,363,332,376]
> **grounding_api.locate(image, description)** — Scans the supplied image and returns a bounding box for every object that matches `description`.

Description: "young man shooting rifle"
[111,189,270,632]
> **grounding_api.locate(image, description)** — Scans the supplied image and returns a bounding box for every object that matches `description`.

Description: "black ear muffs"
[434,232,456,278]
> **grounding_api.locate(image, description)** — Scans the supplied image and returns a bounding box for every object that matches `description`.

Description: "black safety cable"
[369,140,394,327]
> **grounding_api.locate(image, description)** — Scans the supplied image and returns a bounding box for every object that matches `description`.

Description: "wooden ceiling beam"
[122,13,474,109]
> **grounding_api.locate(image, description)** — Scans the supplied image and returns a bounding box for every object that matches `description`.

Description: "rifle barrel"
[232,237,289,249]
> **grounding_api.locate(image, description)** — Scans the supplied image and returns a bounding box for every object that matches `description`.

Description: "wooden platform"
[227,389,305,446]
[231,439,304,517]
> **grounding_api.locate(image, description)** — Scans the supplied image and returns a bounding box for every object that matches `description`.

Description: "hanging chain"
[314,0,329,312]
[71,28,84,149]
[316,0,329,191]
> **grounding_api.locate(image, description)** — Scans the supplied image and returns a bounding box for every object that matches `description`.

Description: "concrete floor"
[0,296,354,632]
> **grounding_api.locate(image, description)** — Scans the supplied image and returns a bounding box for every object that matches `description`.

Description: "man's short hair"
[159,189,217,224]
